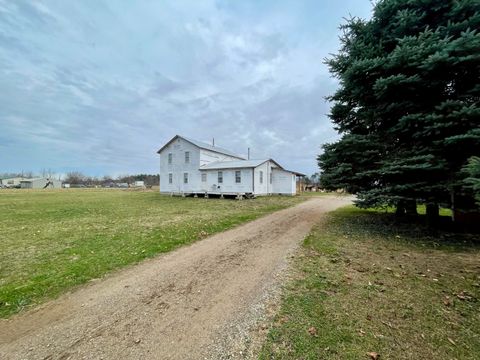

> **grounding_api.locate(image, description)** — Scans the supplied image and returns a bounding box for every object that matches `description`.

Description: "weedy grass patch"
[260,206,480,360]
[0,189,303,318]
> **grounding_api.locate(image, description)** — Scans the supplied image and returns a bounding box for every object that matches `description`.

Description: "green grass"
[260,206,480,360]
[0,188,304,318]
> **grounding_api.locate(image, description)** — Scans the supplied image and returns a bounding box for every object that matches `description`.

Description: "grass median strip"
[260,206,480,360]
[0,189,303,318]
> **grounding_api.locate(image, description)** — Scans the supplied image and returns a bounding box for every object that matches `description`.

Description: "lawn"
[0,188,303,318]
[260,206,480,360]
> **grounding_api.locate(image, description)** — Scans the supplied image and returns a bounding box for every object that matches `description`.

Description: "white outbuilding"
[20,178,62,189]
[157,135,303,197]
[0,177,30,187]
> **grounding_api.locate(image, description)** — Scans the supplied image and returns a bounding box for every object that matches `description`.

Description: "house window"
[259,171,263,184]
[270,172,273,184]
[185,151,190,164]
[168,153,172,164]
[184,172,188,184]
[235,170,241,183]
[201,173,207,182]
[168,173,173,184]
[218,171,223,184]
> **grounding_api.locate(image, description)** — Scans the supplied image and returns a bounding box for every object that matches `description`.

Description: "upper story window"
[185,151,190,164]
[184,172,188,184]
[218,171,223,184]
[168,153,172,164]
[235,170,241,183]
[168,173,173,184]
[201,173,207,182]
[259,171,263,184]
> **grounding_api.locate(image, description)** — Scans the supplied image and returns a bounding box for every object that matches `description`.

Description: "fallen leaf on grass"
[456,291,472,301]
[367,351,380,359]
[448,338,456,346]
[381,320,396,329]
[308,327,318,336]
[443,296,452,306]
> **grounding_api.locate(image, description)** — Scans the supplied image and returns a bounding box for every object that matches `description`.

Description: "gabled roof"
[157,135,245,159]
[286,170,306,177]
[200,159,284,170]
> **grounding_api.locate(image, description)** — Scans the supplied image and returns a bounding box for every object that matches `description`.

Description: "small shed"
[20,178,62,189]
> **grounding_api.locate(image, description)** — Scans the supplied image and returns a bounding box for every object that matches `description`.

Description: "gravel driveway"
[0,196,351,360]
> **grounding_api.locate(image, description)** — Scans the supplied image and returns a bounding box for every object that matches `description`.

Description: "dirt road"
[0,196,351,360]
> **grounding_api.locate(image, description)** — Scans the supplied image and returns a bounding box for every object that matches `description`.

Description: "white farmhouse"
[157,135,303,197]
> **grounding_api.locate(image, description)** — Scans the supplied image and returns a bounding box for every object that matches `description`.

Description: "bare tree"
[65,171,86,184]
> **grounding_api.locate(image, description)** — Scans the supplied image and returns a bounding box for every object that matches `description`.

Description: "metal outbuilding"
[20,178,62,189]
[0,177,30,187]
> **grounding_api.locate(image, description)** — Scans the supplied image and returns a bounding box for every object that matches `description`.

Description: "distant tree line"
[64,172,159,187]
[303,173,321,186]
[0,169,59,180]
[0,171,159,187]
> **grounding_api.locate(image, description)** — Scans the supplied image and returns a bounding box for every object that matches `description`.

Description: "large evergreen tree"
[319,0,480,221]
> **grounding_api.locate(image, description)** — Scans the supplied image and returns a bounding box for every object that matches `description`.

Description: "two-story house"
[157,135,302,196]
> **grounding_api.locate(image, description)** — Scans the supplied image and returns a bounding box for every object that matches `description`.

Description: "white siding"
[253,161,269,195]
[159,137,202,193]
[252,160,282,195]
[271,169,296,195]
[200,168,253,194]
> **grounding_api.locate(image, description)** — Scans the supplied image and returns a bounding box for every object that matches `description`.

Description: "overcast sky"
[0,0,372,177]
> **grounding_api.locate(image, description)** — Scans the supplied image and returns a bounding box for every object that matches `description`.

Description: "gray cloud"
[0,0,372,176]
